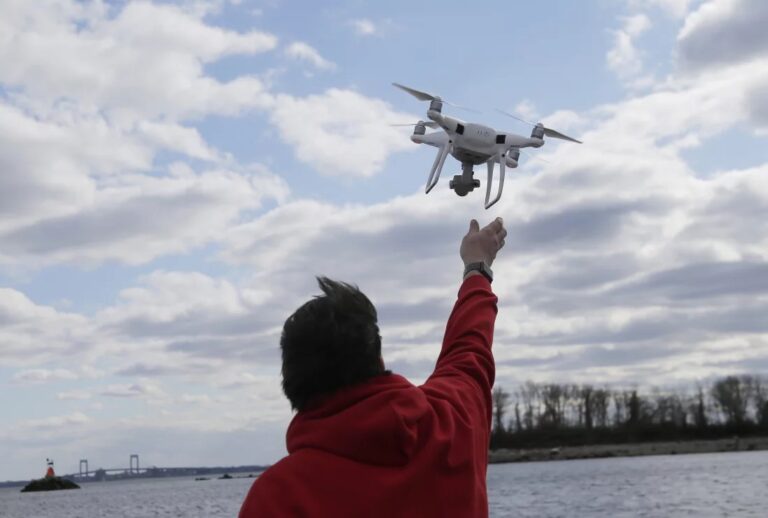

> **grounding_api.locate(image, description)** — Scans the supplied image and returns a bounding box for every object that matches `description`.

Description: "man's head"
[281,277,386,411]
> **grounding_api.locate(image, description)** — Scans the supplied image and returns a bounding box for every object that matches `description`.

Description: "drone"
[392,83,583,209]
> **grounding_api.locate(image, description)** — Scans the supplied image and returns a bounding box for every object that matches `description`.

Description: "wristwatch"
[464,262,493,283]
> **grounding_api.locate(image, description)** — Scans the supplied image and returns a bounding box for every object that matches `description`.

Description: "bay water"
[1,450,765,517]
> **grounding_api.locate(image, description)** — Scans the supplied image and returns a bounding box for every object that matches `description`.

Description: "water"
[1,451,766,517]
[0,476,254,518]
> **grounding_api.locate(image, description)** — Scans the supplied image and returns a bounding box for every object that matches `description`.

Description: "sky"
[1,0,767,480]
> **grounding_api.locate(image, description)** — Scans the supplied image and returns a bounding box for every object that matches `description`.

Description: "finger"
[485,217,504,233]
[468,219,480,234]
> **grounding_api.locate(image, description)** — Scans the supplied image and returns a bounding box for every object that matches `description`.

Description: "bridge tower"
[129,454,139,475]
[79,459,89,477]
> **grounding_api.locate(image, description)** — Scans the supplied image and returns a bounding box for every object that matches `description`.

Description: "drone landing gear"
[449,163,480,197]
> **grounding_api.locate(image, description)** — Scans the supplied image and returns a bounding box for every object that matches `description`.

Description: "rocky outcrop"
[21,477,80,492]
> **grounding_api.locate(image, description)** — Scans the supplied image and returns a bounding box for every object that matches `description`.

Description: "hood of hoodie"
[286,374,431,467]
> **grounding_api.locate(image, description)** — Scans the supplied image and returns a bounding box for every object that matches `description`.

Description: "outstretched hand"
[460,217,506,268]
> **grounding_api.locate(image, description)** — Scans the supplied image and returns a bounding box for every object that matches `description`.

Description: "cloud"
[606,14,652,79]
[18,412,91,430]
[57,390,92,401]
[99,270,267,331]
[137,122,219,161]
[11,368,78,384]
[0,0,276,120]
[269,88,416,176]
[284,42,336,70]
[0,167,287,267]
[0,288,92,367]
[350,18,377,36]
[0,1,288,269]
[514,99,540,122]
[100,381,166,399]
[0,1,422,272]
[677,0,768,71]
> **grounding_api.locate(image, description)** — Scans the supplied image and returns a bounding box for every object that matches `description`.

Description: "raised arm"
[424,218,506,426]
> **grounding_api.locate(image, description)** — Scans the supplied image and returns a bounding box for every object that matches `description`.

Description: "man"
[240,217,506,517]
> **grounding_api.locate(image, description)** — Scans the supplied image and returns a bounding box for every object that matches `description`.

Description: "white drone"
[392,82,582,209]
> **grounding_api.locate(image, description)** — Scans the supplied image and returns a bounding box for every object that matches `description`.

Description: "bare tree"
[592,389,610,428]
[518,382,540,430]
[712,376,749,425]
[751,376,768,426]
[492,386,510,433]
[580,385,594,430]
[540,384,569,428]
[691,384,708,428]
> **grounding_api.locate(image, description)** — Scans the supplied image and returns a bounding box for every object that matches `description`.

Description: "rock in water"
[21,477,80,492]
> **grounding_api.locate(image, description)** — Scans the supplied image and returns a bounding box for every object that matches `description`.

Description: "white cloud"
[514,99,540,122]
[0,1,288,269]
[606,14,652,79]
[19,412,90,430]
[100,381,166,399]
[179,394,213,404]
[0,166,288,267]
[284,42,336,70]
[137,122,219,161]
[269,88,416,177]
[57,390,92,401]
[350,18,377,36]
[0,0,276,120]
[100,271,253,326]
[12,368,79,384]
[677,0,768,71]
[0,289,92,367]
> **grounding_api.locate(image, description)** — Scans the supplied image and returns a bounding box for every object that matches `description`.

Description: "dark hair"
[281,277,386,411]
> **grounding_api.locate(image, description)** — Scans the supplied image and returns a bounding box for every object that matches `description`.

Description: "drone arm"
[484,152,505,209]
[427,111,464,134]
[413,130,450,148]
[426,143,451,194]
[427,109,446,126]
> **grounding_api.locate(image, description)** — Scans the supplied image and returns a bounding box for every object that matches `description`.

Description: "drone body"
[393,83,582,209]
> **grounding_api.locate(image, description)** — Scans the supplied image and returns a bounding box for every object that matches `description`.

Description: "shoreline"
[489,436,768,463]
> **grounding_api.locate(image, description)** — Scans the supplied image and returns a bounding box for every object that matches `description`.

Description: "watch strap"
[464,262,493,283]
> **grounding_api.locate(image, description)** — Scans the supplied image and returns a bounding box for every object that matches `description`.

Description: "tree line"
[490,375,768,449]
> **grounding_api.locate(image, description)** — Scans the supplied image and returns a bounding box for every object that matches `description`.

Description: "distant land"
[1,464,268,489]
[489,436,768,463]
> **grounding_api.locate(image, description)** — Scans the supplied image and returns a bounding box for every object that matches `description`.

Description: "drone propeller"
[496,109,583,144]
[390,121,440,128]
[392,83,480,113]
[392,83,437,102]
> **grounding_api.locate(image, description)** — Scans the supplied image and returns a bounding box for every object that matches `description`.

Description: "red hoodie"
[240,275,498,517]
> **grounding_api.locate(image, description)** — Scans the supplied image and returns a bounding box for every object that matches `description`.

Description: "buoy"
[45,458,55,478]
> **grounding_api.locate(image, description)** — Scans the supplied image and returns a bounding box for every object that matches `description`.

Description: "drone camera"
[449,175,480,197]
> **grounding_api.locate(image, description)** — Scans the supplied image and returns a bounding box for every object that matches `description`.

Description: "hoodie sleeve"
[424,274,498,428]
